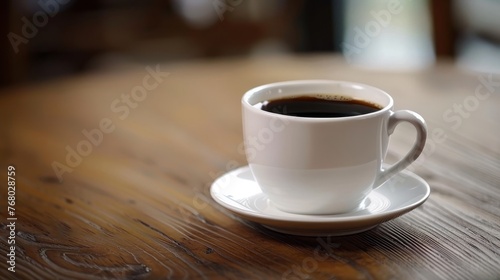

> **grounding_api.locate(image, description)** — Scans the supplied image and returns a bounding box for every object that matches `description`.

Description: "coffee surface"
[257,95,382,118]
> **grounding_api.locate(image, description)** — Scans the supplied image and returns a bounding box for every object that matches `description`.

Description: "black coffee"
[256,95,382,118]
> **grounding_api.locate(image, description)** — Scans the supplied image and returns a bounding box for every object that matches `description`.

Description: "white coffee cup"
[241,80,427,214]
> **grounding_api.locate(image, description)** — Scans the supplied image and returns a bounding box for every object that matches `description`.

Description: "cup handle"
[373,110,427,188]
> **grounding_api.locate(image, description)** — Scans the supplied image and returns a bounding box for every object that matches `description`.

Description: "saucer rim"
[210,165,430,224]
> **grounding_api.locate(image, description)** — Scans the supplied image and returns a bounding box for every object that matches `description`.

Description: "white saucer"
[210,166,430,236]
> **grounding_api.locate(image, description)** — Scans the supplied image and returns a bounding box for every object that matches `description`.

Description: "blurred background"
[2,0,500,87]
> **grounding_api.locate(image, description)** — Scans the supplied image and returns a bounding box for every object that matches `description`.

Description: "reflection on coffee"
[256,95,382,118]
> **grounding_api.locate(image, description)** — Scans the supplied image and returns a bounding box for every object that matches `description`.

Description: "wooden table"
[1,55,499,279]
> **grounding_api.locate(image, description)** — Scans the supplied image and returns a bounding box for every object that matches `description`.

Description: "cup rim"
[242,80,394,122]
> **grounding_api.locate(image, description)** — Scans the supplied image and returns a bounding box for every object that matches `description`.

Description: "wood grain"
[0,55,499,279]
